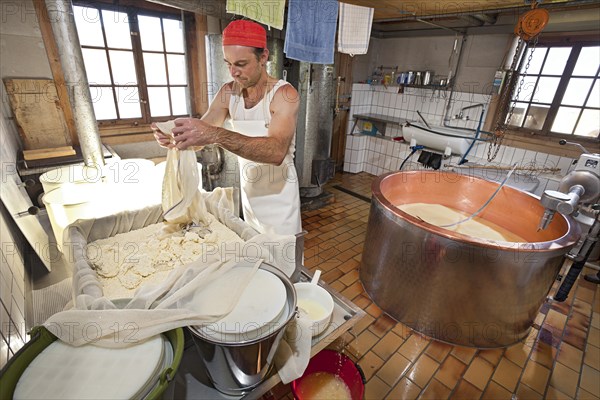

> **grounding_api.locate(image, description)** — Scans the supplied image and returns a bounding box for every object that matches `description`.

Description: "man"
[153,20,302,236]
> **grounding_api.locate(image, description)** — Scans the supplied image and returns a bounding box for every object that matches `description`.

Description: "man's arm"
[172,84,300,166]
[200,82,232,127]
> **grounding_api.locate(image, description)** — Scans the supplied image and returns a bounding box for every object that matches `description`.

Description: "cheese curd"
[86,213,244,299]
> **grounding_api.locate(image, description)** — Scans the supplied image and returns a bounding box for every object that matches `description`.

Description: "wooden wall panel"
[4,79,71,150]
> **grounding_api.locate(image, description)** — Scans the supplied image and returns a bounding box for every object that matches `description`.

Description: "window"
[504,38,599,140]
[73,4,189,126]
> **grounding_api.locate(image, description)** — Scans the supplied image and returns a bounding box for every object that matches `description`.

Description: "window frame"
[73,1,191,129]
[496,32,599,144]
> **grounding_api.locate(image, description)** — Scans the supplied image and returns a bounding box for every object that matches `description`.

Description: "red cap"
[223,20,267,48]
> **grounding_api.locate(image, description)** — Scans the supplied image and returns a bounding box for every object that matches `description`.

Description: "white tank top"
[228,80,296,157]
[227,79,302,236]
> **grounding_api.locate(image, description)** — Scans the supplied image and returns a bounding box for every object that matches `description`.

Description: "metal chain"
[487,33,539,162]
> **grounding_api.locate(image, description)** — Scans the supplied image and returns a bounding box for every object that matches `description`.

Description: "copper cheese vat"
[360,171,581,347]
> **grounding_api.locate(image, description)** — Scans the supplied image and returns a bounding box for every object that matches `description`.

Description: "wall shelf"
[349,113,405,137]
[368,83,451,91]
[402,84,451,90]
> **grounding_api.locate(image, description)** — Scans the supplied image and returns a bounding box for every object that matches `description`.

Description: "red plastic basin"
[291,349,365,400]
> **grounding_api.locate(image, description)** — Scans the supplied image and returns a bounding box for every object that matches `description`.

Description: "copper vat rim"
[371,170,581,251]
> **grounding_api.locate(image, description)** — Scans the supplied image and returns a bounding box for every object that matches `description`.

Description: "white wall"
[343,83,574,197]
[355,33,511,95]
[354,7,600,94]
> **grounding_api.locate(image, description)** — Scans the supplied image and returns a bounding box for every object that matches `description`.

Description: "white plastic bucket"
[40,159,156,194]
[101,158,156,186]
[42,182,113,251]
[40,164,104,193]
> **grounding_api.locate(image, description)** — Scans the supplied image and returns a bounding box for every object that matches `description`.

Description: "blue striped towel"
[284,0,339,64]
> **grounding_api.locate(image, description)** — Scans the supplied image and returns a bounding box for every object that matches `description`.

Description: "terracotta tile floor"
[265,172,600,400]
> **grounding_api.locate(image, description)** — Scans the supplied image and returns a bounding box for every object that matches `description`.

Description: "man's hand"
[150,122,174,149]
[171,118,218,150]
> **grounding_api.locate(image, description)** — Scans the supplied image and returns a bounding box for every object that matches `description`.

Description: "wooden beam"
[23,146,76,161]
[190,13,209,117]
[332,52,354,171]
[33,0,79,146]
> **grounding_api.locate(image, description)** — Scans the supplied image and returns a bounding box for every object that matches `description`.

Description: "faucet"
[454,103,485,121]
[538,186,586,231]
[454,103,485,120]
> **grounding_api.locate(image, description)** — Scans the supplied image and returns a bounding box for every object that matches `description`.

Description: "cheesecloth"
[43,146,311,384]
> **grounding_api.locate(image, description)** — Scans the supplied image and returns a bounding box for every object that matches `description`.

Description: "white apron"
[229,80,302,236]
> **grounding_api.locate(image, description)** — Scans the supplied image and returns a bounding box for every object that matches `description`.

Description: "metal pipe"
[415,17,464,33]
[416,111,430,128]
[473,13,498,24]
[45,0,104,167]
[440,34,467,125]
[459,15,485,27]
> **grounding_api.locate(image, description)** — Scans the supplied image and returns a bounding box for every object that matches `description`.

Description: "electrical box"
[361,121,378,136]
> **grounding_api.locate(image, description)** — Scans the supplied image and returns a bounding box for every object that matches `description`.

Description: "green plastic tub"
[0,326,184,399]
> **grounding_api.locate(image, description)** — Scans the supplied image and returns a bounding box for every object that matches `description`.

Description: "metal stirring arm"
[538,186,585,231]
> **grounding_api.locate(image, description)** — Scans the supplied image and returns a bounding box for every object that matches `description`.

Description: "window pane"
[90,86,117,120]
[521,47,547,75]
[167,54,187,85]
[170,87,188,115]
[82,49,111,84]
[541,47,571,75]
[573,46,600,76]
[562,78,593,107]
[148,87,170,116]
[507,102,528,127]
[533,77,560,103]
[139,16,164,51]
[116,86,141,118]
[163,19,184,53]
[514,76,537,102]
[101,10,132,49]
[144,53,167,84]
[523,104,549,130]
[73,6,104,47]
[574,109,599,138]
[587,80,599,108]
[109,50,137,85]
[551,106,580,134]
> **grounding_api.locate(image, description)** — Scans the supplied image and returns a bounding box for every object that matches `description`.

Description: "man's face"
[223,46,267,89]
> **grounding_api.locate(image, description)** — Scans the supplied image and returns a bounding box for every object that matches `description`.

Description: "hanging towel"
[284,0,338,64]
[226,0,286,30]
[338,2,374,56]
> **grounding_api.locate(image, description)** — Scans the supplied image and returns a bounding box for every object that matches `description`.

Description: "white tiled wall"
[1,82,29,369]
[0,211,27,369]
[344,84,576,197]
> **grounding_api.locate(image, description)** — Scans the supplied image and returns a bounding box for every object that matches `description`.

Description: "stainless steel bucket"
[360,171,581,347]
[188,264,297,395]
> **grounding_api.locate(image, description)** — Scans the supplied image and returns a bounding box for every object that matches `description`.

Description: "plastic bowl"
[293,282,334,337]
[291,349,365,400]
